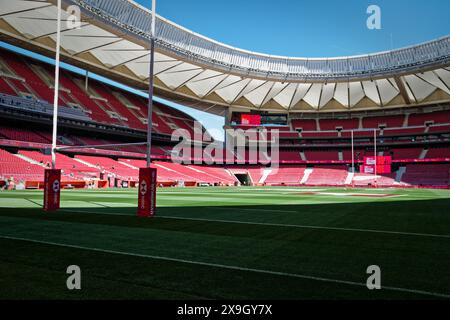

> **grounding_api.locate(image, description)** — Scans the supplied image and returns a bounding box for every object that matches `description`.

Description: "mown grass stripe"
[0,234,448,299]
[58,209,450,239]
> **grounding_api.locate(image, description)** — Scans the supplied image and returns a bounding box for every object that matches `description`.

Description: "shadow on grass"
[0,199,450,300]
[1,198,450,238]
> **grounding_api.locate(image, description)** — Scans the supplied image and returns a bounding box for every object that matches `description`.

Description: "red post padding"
[43,169,61,211]
[137,167,157,217]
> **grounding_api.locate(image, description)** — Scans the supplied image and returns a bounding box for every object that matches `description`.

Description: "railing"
[70,0,450,81]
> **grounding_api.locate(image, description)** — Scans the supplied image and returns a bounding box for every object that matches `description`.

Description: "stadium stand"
[291,119,317,131]
[305,166,348,186]
[408,111,450,126]
[319,118,359,130]
[0,48,199,136]
[0,126,51,144]
[401,164,450,186]
[425,147,450,159]
[1,46,450,189]
[362,115,405,128]
[352,172,400,187]
[390,148,423,160]
[0,149,44,182]
[20,150,98,180]
[264,166,307,185]
[304,150,340,161]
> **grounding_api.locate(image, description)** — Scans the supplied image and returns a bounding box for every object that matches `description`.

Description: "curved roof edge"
[72,0,450,82]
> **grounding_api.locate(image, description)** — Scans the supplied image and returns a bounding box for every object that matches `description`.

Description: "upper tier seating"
[319,118,359,130]
[0,126,51,144]
[290,110,449,139]
[382,127,425,136]
[304,150,339,161]
[1,50,62,105]
[390,148,423,160]
[428,125,450,133]
[342,149,372,161]
[0,48,201,137]
[362,115,405,128]
[291,119,317,131]
[0,78,16,96]
[302,131,338,138]
[425,147,450,159]
[278,151,302,161]
[408,111,450,126]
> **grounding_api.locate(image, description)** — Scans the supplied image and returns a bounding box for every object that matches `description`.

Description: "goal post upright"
[51,0,62,169]
[351,130,355,173]
[146,0,156,168]
[44,0,62,212]
[374,129,377,177]
[138,0,158,217]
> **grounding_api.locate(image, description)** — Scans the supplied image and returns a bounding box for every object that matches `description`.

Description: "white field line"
[156,215,450,239]
[0,234,448,299]
[58,209,450,239]
[214,207,297,213]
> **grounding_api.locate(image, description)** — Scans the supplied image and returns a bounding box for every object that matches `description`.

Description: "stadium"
[0,0,449,302]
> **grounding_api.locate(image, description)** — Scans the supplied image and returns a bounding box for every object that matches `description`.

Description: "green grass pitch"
[0,187,449,299]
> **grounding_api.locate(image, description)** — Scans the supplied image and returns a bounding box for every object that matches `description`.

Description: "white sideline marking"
[58,209,450,239]
[214,207,297,213]
[0,234,448,299]
[156,215,450,239]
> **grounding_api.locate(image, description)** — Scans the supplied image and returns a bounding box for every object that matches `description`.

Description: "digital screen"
[235,113,288,126]
[241,114,261,126]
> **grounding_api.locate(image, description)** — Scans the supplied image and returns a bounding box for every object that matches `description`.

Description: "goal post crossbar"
[56,142,149,151]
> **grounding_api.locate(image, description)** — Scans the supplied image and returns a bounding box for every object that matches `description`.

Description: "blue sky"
[2,0,450,140]
[147,0,450,57]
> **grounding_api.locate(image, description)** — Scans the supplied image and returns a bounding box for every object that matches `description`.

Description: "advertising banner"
[43,169,61,211]
[137,167,157,217]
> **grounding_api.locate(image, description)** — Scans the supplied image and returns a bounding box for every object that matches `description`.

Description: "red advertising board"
[363,156,392,174]
[137,167,157,217]
[43,169,61,211]
[361,165,375,174]
[364,156,392,166]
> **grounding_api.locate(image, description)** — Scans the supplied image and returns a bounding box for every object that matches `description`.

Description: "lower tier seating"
[401,164,450,186]
[305,166,348,186]
[1,148,449,188]
[264,166,306,185]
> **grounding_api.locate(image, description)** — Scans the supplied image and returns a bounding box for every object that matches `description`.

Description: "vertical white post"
[51,0,62,169]
[351,130,354,173]
[85,70,89,92]
[146,0,156,168]
[374,129,377,178]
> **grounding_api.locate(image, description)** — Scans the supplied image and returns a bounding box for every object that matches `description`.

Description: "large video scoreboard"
[232,112,288,126]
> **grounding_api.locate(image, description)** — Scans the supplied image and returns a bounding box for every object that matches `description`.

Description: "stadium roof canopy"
[1,0,450,116]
